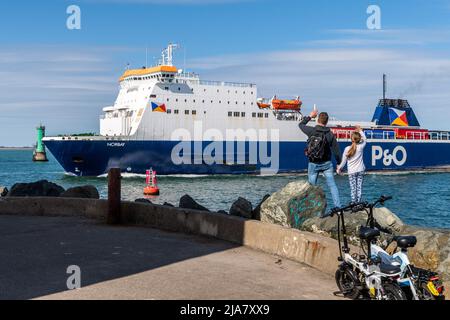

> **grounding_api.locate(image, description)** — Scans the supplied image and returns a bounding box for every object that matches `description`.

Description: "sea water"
[1,149,449,229]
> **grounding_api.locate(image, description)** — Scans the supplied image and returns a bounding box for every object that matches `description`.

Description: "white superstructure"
[99,44,372,142]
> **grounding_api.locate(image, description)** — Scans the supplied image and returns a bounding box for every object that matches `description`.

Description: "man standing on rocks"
[299,110,342,209]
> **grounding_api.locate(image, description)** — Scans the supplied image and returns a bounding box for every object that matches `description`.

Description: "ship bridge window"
[185,110,190,115]
[228,112,232,117]
[233,112,240,117]
[241,112,246,117]
[174,110,179,114]
[192,110,197,115]
[265,113,269,118]
[167,109,172,114]
[252,112,256,118]
[257,113,263,118]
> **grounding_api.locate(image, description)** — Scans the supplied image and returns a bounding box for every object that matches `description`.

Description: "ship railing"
[336,129,450,141]
[430,131,450,141]
[406,131,428,140]
[175,77,255,88]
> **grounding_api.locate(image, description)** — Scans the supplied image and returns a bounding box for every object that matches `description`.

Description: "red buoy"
[144,168,160,196]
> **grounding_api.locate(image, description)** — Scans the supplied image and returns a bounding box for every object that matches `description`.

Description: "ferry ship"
[43,44,450,176]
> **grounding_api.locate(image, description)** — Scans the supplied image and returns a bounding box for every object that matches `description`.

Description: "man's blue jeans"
[308,161,341,208]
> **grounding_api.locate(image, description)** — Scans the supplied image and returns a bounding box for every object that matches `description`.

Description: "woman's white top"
[338,131,367,175]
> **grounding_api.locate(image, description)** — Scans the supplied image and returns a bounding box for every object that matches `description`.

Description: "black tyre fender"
[335,263,361,299]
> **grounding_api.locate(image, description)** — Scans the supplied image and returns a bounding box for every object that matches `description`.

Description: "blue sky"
[1,0,450,145]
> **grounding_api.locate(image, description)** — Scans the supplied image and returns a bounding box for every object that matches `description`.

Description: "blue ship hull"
[43,139,450,176]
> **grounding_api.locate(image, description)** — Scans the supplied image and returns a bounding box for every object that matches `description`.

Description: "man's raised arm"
[299,111,317,136]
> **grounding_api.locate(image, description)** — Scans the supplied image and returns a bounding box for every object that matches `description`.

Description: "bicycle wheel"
[383,283,407,300]
[335,267,361,299]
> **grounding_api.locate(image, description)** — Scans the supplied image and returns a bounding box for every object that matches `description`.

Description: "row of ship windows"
[164,110,269,118]
[167,109,197,115]
[125,74,174,81]
[228,112,269,118]
[165,96,254,106]
[163,87,254,95]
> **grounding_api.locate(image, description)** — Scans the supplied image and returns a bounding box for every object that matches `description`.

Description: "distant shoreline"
[0,147,33,150]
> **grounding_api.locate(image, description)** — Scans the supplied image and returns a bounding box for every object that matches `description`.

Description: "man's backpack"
[305,130,328,162]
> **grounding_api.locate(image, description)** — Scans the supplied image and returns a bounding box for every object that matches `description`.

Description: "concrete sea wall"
[0,197,348,276]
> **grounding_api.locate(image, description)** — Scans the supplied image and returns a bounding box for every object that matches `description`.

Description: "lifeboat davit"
[271,98,302,111]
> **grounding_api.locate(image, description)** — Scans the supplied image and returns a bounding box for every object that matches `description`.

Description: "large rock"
[396,225,450,288]
[229,197,253,219]
[163,202,174,207]
[301,207,404,246]
[179,194,210,212]
[252,194,270,221]
[0,186,8,197]
[60,185,99,199]
[7,180,65,197]
[260,181,326,229]
[135,198,152,204]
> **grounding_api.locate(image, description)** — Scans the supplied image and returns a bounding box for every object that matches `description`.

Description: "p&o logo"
[372,146,407,167]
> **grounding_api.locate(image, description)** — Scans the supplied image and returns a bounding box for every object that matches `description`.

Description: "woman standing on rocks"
[337,126,367,203]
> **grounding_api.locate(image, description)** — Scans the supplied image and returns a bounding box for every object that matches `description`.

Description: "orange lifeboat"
[257,102,271,109]
[271,98,302,111]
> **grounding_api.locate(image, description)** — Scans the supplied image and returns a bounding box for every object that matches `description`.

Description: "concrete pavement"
[0,215,341,300]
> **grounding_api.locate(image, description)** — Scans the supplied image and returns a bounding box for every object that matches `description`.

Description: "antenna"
[184,46,186,72]
[145,46,148,68]
[161,43,180,66]
[383,74,387,100]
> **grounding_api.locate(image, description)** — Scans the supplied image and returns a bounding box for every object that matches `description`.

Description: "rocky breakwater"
[258,179,450,294]
[1,180,99,199]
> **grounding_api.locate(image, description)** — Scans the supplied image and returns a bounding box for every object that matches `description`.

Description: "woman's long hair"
[347,132,362,158]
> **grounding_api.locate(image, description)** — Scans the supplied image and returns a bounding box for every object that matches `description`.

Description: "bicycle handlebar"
[324,195,393,218]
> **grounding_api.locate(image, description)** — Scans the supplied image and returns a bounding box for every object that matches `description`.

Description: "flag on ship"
[389,108,409,126]
[151,102,166,113]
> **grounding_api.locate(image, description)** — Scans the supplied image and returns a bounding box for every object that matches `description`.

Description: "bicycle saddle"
[379,262,402,275]
[394,236,417,249]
